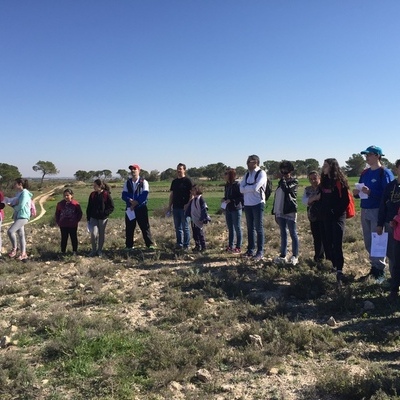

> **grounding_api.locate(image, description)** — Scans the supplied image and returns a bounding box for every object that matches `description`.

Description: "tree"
[263,161,280,179]
[32,161,59,186]
[202,163,227,181]
[235,166,246,178]
[344,154,366,177]
[0,163,21,188]
[116,169,129,180]
[304,158,320,174]
[148,170,160,182]
[74,170,91,182]
[187,167,204,178]
[160,168,176,181]
[102,169,113,180]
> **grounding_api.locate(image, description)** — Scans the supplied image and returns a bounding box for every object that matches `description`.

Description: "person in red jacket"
[55,188,83,255]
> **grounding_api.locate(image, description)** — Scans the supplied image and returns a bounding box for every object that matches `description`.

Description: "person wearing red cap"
[353,145,394,283]
[121,164,154,250]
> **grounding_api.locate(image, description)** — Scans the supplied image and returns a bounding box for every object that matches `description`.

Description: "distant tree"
[160,168,176,181]
[187,167,204,178]
[203,163,227,181]
[88,171,97,180]
[148,170,160,182]
[304,158,320,174]
[294,160,307,176]
[0,163,21,188]
[263,161,280,179]
[74,170,91,181]
[102,169,113,180]
[140,169,150,180]
[32,160,59,186]
[116,169,129,180]
[235,166,246,178]
[344,154,366,177]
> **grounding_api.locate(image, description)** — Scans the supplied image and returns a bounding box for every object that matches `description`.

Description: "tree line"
[0,155,397,189]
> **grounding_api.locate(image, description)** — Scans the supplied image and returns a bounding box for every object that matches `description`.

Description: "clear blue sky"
[1,1,399,178]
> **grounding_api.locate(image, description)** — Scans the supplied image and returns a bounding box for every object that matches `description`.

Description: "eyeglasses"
[365,153,377,157]
[280,170,290,175]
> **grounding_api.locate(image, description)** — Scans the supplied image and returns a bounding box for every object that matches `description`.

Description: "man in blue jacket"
[121,164,155,249]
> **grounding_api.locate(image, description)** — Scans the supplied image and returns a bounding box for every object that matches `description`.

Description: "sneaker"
[72,251,78,256]
[232,247,241,254]
[124,247,134,251]
[18,253,28,261]
[360,267,379,282]
[253,253,263,261]
[147,245,156,250]
[336,271,348,284]
[192,246,201,252]
[97,251,103,258]
[244,250,254,258]
[374,270,385,284]
[225,246,233,252]
[88,251,97,257]
[8,249,17,258]
[273,256,287,265]
[290,256,299,266]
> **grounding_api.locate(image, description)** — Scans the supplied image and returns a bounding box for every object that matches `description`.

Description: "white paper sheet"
[126,208,136,221]
[371,232,388,258]
[355,183,369,199]
[220,202,227,210]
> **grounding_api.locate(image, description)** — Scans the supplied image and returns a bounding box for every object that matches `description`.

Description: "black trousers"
[310,220,325,261]
[125,205,153,248]
[321,213,346,271]
[60,226,78,252]
[392,240,400,292]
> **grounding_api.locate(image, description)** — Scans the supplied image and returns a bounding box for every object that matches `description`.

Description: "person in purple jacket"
[55,188,83,255]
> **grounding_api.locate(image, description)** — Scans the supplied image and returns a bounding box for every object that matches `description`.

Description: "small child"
[185,185,211,252]
[55,188,83,254]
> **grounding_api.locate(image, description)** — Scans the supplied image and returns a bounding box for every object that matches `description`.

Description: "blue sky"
[1,1,399,178]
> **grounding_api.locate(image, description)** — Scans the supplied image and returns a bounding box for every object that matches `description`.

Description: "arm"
[104,193,114,216]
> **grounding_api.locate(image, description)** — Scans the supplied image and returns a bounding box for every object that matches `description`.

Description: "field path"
[3,185,65,227]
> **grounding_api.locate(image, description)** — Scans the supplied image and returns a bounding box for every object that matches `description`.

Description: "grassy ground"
[2,180,396,400]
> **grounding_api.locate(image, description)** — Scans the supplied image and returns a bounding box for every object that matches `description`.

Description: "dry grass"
[0,211,399,400]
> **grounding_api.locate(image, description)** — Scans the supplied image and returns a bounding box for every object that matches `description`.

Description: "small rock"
[249,334,263,348]
[327,316,336,327]
[10,325,18,333]
[363,301,375,311]
[196,368,212,382]
[168,381,183,391]
[269,367,279,375]
[0,336,11,348]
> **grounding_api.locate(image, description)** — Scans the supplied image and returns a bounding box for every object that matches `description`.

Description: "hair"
[63,188,74,196]
[308,170,319,177]
[279,160,294,173]
[247,155,260,166]
[396,159,400,168]
[177,163,186,170]
[191,184,203,196]
[225,168,237,184]
[15,178,29,189]
[321,158,349,189]
[94,179,111,193]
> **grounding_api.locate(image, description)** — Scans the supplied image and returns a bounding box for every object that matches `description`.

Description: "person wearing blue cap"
[353,145,394,282]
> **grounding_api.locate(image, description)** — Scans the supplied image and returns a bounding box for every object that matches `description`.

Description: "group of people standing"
[2,148,400,301]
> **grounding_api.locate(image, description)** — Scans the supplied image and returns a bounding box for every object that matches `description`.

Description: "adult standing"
[86,179,114,257]
[302,170,325,264]
[222,168,243,253]
[168,163,193,250]
[0,190,5,257]
[272,161,299,265]
[377,159,400,300]
[121,164,154,249]
[318,158,350,282]
[7,178,33,261]
[240,154,267,260]
[353,145,394,282]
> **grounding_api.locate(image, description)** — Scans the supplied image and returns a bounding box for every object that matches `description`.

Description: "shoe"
[360,267,379,282]
[147,245,156,250]
[8,249,17,258]
[88,251,97,257]
[388,291,398,302]
[244,250,254,258]
[290,256,299,266]
[253,253,263,261]
[336,271,348,284]
[72,251,78,256]
[97,251,103,258]
[18,253,28,261]
[273,256,287,265]
[225,246,233,252]
[124,247,134,251]
[232,247,241,254]
[192,246,201,252]
[374,270,385,284]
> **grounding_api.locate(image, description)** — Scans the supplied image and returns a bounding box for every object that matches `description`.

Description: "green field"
[2,177,361,224]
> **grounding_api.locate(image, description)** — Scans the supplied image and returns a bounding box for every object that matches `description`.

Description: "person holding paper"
[377,159,400,300]
[222,168,243,253]
[353,145,394,282]
[121,164,154,250]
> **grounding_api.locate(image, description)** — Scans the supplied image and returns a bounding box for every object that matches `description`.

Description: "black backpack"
[245,170,273,201]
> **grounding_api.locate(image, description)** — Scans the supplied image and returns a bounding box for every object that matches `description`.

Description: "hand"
[376,226,383,235]
[352,189,360,196]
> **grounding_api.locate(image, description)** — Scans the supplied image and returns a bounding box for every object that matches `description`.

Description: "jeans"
[276,216,299,257]
[244,203,264,255]
[89,218,108,252]
[8,218,28,254]
[173,208,190,248]
[361,208,386,271]
[225,209,242,249]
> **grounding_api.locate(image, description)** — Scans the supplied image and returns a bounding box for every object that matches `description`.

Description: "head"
[224,168,237,184]
[15,178,29,190]
[321,158,348,188]
[93,179,103,191]
[360,145,384,166]
[279,160,294,178]
[191,184,203,196]
[63,188,74,202]
[246,155,260,171]
[129,164,140,179]
[308,170,320,187]
[176,163,186,178]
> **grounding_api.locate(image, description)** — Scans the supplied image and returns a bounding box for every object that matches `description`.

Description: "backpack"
[30,199,37,218]
[245,170,272,201]
[90,191,109,201]
[127,178,144,196]
[336,181,356,219]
